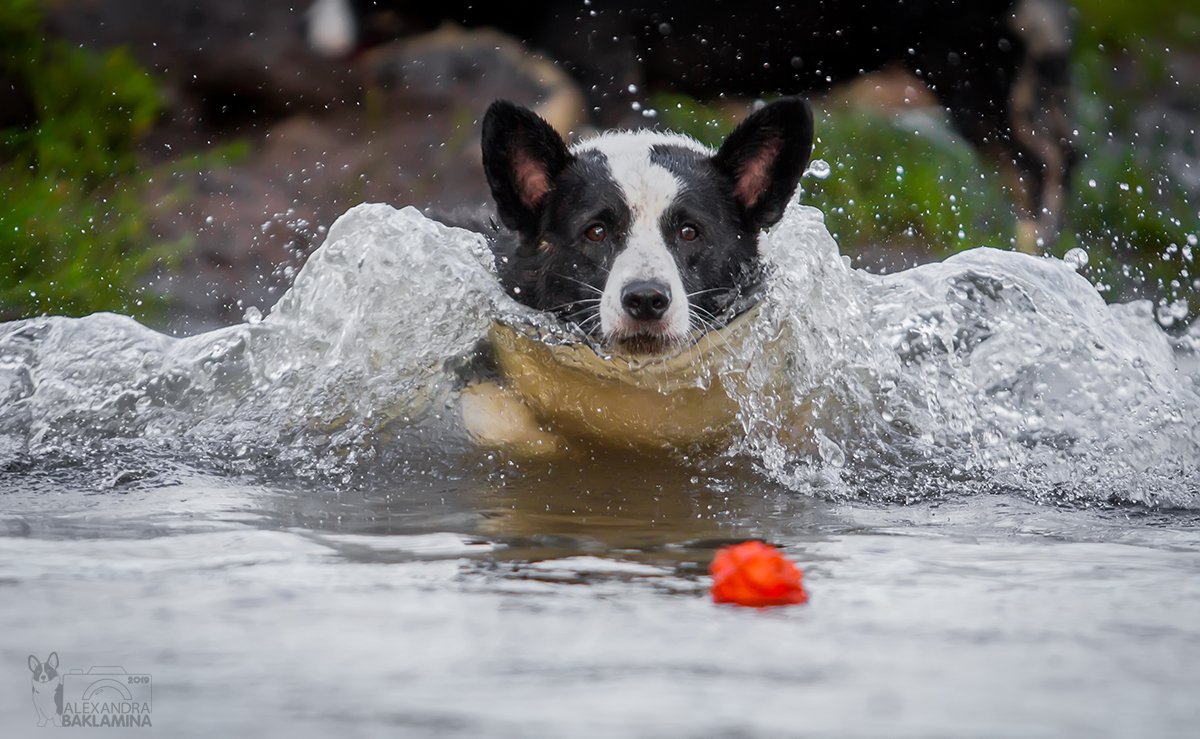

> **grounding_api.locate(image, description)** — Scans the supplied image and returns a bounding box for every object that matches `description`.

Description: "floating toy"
[710,540,808,607]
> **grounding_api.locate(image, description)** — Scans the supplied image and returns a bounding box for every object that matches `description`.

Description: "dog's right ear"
[482,100,570,236]
[28,655,40,672]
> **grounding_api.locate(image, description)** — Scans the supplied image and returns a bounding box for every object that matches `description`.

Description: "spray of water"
[1,202,1197,505]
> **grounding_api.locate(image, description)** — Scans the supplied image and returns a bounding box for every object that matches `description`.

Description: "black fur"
[712,98,814,230]
[481,100,571,236]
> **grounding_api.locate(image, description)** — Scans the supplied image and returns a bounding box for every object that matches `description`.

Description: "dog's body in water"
[461,99,814,454]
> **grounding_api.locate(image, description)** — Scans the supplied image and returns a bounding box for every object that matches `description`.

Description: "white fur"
[573,133,704,343]
[570,130,714,158]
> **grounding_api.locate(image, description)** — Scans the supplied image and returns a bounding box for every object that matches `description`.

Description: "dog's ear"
[482,100,571,236]
[46,652,58,670]
[28,655,40,672]
[713,97,814,230]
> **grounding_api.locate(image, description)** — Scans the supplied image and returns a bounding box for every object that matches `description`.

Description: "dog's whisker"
[688,303,724,322]
[687,308,737,363]
[577,313,603,334]
[690,309,739,358]
[547,298,602,314]
[560,300,603,314]
[686,287,732,299]
[552,274,604,295]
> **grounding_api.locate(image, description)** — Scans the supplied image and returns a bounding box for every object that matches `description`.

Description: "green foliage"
[1063,50,1198,313]
[0,0,171,320]
[1072,0,1200,49]
[803,112,1011,257]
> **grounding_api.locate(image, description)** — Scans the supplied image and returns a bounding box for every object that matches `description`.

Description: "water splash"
[804,159,832,180]
[0,205,504,470]
[737,205,1200,505]
[1063,247,1089,270]
[1,202,1197,505]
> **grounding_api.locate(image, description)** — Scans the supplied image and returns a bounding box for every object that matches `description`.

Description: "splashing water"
[1,202,1197,505]
[804,159,832,180]
[0,205,506,473]
[736,206,1200,506]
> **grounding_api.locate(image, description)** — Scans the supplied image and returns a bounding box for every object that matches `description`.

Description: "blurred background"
[1,0,1197,335]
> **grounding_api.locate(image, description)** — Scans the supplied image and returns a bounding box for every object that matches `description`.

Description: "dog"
[306,0,1076,250]
[481,96,812,354]
[458,97,812,454]
[28,652,63,727]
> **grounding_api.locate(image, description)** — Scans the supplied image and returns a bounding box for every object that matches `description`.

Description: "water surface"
[2,203,1198,736]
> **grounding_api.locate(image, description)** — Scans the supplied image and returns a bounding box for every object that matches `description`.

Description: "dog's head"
[28,653,59,683]
[482,98,813,355]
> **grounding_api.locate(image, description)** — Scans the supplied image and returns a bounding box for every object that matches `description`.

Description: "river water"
[1,202,1198,736]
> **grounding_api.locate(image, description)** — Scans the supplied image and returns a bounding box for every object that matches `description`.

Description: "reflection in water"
[241,442,838,566]
[472,452,832,556]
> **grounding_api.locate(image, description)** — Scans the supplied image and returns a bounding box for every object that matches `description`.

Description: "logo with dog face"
[25,653,153,728]
[28,652,63,727]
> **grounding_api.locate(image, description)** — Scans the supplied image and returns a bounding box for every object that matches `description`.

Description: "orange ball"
[709,541,809,607]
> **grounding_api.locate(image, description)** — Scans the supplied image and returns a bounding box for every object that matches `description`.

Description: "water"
[2,202,1198,736]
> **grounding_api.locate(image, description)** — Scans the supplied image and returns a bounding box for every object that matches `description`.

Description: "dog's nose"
[621,281,671,321]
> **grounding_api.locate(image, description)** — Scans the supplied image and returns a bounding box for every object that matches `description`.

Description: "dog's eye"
[585,223,607,242]
[679,224,699,241]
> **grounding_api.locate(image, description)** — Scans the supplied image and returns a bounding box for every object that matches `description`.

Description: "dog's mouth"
[611,331,678,356]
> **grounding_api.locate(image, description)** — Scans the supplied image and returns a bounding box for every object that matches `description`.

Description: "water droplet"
[1064,247,1089,270]
[804,159,831,180]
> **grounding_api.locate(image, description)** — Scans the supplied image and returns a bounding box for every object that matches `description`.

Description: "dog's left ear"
[481,100,571,236]
[713,97,814,230]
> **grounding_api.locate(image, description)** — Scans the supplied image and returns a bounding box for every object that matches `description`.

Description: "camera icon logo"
[27,654,153,729]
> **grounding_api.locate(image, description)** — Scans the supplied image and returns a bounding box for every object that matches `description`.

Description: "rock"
[125,24,583,333]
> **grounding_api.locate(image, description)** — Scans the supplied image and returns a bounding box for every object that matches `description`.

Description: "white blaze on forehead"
[573,132,711,342]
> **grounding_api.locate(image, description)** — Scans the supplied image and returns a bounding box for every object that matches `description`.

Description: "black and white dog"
[480,97,812,355]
